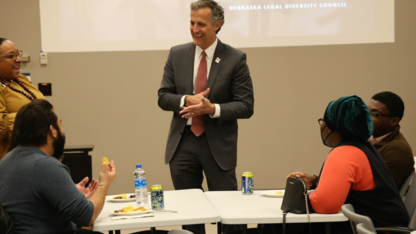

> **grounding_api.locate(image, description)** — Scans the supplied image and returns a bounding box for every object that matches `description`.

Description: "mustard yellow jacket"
[0,74,45,160]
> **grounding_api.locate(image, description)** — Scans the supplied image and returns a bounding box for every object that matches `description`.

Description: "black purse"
[281,177,312,234]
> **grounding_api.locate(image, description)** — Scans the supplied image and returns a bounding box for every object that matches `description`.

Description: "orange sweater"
[309,145,376,213]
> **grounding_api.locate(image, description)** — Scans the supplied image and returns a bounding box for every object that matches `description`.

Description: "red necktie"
[191,51,207,137]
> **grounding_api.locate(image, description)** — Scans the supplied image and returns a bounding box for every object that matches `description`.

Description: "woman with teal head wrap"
[284,95,409,233]
[324,95,373,141]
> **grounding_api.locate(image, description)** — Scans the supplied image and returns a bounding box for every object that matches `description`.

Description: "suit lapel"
[185,44,196,94]
[207,40,226,99]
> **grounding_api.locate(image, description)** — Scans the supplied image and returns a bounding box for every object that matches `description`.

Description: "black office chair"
[0,203,15,234]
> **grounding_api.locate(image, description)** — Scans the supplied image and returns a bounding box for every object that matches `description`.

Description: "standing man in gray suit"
[158,0,254,232]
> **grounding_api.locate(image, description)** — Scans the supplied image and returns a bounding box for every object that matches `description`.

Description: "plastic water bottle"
[134,164,148,205]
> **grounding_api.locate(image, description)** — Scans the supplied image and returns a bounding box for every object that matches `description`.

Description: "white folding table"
[204,190,349,234]
[92,189,220,234]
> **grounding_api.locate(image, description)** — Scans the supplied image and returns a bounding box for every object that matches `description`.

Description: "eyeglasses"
[370,111,391,118]
[318,118,324,126]
[0,51,23,61]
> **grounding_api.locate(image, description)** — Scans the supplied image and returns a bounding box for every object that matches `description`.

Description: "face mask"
[321,125,332,147]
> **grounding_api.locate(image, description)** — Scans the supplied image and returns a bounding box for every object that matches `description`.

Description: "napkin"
[110,213,154,220]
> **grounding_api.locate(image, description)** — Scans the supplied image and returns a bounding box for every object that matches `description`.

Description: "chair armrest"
[375,226,415,233]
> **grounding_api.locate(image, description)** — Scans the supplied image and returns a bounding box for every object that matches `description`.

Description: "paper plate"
[110,209,154,216]
[261,190,285,198]
[108,193,136,202]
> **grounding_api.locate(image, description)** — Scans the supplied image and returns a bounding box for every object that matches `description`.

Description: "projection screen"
[39,0,394,52]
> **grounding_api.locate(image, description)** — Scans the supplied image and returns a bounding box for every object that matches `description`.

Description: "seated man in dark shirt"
[368,91,414,189]
[0,99,116,234]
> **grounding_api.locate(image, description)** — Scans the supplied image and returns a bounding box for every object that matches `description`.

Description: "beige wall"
[1,0,415,195]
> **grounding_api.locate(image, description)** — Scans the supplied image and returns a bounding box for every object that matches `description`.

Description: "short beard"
[53,127,66,161]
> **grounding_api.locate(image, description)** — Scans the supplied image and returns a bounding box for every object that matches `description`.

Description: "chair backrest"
[0,203,15,234]
[399,170,415,200]
[356,223,376,234]
[403,171,416,229]
[341,204,377,234]
[168,230,194,234]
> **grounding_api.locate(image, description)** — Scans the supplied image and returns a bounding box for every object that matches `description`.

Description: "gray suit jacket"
[158,40,254,170]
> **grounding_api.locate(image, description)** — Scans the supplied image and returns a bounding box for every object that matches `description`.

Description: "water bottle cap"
[136,164,142,169]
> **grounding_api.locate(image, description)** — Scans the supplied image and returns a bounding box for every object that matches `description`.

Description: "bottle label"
[139,178,147,187]
[134,179,140,188]
[135,178,147,188]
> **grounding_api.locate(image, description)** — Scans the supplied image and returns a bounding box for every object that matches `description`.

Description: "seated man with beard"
[0,99,116,234]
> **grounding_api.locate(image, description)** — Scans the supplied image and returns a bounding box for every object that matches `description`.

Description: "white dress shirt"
[180,38,221,125]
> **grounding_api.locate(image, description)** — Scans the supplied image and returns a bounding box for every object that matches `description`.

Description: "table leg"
[217,222,222,234]
[241,224,247,234]
[115,231,121,234]
[270,224,278,234]
[151,227,156,234]
[325,223,331,234]
[217,223,247,234]
[109,231,113,234]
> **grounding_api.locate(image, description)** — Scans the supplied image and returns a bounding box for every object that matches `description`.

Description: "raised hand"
[76,177,99,198]
[99,160,116,188]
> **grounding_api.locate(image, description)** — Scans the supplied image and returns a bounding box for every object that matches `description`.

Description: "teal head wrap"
[324,95,373,141]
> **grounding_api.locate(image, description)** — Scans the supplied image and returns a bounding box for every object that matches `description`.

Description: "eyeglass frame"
[370,111,391,118]
[318,118,324,126]
[0,50,23,61]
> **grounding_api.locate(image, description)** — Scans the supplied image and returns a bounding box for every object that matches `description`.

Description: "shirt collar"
[370,132,391,145]
[195,38,218,60]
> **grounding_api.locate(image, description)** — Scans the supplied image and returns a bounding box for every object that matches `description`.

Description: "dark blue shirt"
[0,146,94,234]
